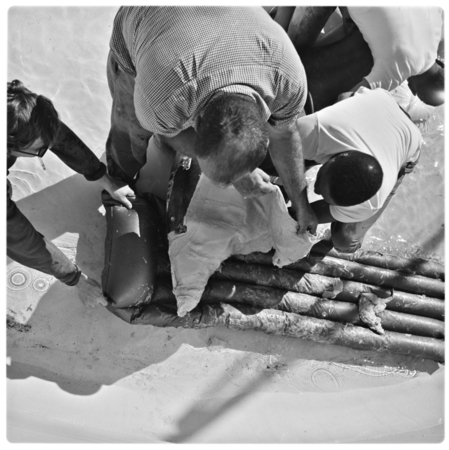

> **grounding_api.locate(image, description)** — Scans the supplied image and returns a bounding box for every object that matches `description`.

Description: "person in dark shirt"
[7,79,134,307]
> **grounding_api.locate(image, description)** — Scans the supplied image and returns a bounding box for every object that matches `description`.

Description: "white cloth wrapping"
[168,175,318,316]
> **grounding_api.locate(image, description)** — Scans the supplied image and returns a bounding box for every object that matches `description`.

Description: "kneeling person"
[299,87,422,253]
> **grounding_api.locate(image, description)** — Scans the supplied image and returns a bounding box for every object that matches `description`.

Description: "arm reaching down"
[51,121,135,208]
[267,122,318,234]
[51,121,107,181]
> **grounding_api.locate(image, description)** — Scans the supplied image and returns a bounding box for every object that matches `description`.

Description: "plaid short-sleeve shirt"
[110,6,307,137]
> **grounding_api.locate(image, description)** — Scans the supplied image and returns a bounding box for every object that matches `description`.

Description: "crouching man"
[298,87,422,253]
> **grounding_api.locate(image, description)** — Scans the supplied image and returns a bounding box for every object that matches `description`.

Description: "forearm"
[268,124,308,212]
[50,121,106,181]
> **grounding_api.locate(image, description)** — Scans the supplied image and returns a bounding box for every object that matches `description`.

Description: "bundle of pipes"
[229,251,445,318]
[110,277,444,363]
[102,195,445,363]
[309,240,445,280]
[150,247,445,362]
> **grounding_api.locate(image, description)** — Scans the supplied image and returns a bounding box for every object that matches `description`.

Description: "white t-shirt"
[347,7,443,91]
[297,88,422,223]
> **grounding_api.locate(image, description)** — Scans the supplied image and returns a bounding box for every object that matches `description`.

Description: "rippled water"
[7,6,445,263]
[363,105,444,261]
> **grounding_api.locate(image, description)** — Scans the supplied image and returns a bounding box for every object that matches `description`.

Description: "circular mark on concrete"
[7,267,32,291]
[33,277,51,292]
[311,368,341,392]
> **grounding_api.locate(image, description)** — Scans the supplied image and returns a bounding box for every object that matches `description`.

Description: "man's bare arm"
[267,122,318,234]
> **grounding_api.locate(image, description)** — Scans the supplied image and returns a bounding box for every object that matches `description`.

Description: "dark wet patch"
[7,315,31,333]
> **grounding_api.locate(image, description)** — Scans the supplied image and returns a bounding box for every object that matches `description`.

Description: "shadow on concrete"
[162,356,277,443]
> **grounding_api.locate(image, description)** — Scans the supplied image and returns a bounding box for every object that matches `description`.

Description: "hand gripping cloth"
[168,175,318,316]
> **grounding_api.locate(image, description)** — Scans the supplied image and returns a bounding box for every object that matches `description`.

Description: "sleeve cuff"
[83,162,107,182]
[63,264,82,286]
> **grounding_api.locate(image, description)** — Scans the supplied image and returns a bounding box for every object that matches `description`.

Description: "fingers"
[84,294,108,308]
[263,183,277,193]
[97,296,109,307]
[297,226,317,236]
[85,296,108,308]
[121,186,135,209]
[121,196,133,210]
[233,170,277,198]
[296,219,318,236]
[256,168,272,182]
[106,181,135,209]
[307,222,318,235]
[252,171,276,195]
[241,184,275,198]
[113,190,134,209]
[76,274,109,307]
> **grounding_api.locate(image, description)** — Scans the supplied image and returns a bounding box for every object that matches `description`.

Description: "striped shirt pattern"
[110,6,307,137]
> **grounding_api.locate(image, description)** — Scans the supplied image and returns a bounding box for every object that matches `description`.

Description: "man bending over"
[298,87,422,252]
[107,6,318,233]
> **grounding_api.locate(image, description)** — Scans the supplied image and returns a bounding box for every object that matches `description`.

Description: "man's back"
[298,88,422,222]
[347,7,443,90]
[110,6,307,136]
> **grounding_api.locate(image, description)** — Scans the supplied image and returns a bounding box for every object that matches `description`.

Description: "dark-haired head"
[195,93,269,185]
[7,79,60,152]
[315,151,383,206]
